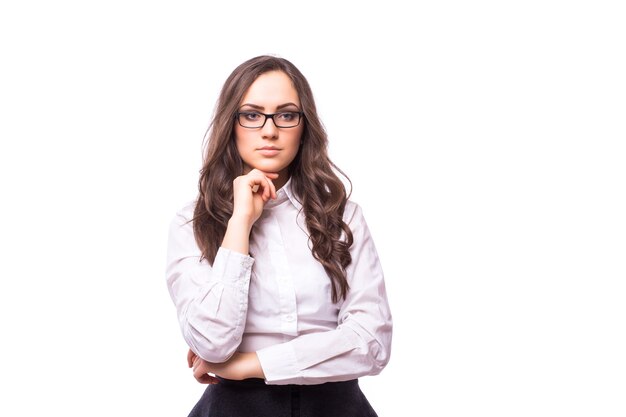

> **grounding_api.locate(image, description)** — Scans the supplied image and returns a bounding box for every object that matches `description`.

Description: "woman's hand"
[187,349,220,384]
[188,349,265,384]
[231,169,278,227]
[221,169,278,255]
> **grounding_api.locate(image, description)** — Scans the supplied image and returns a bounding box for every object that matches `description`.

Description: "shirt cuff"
[256,342,299,385]
[212,247,254,285]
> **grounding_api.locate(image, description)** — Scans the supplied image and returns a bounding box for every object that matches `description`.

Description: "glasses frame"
[235,111,304,129]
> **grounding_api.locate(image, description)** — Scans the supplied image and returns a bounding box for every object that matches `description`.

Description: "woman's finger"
[195,373,219,384]
[247,170,278,201]
[266,176,277,199]
[187,349,195,368]
[262,177,270,201]
[192,356,204,372]
[193,361,213,380]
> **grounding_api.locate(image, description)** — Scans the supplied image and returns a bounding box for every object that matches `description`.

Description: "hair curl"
[193,55,353,303]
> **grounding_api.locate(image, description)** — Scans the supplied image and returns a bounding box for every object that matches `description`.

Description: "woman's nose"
[261,116,279,139]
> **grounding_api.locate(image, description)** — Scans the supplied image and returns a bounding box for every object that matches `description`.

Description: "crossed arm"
[187,349,265,384]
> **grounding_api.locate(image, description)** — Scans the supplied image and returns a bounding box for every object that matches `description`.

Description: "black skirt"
[187,377,378,417]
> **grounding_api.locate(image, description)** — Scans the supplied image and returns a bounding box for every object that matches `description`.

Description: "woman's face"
[235,70,303,188]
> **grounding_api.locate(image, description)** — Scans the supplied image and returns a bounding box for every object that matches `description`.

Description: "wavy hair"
[193,55,353,303]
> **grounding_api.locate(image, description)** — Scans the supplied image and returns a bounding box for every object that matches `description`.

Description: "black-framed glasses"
[236,111,304,129]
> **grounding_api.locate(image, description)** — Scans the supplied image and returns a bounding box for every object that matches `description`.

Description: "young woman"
[166,55,392,416]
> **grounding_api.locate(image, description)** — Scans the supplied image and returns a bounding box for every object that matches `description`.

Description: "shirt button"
[285,314,294,322]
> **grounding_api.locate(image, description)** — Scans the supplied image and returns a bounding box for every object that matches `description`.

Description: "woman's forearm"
[221,215,253,255]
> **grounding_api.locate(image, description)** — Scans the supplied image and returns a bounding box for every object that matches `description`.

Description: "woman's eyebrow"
[239,103,264,110]
[239,102,300,110]
[276,102,300,110]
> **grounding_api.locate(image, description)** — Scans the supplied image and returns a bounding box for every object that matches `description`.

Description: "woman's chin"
[250,162,288,175]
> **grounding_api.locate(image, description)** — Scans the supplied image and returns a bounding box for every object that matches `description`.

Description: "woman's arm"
[221,169,278,254]
[166,209,254,363]
[255,204,393,385]
[188,349,265,383]
[166,169,278,363]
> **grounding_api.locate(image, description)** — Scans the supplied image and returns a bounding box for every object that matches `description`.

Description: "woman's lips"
[258,147,280,156]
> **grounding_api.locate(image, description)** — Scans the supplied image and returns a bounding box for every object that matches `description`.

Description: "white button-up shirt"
[166,179,392,385]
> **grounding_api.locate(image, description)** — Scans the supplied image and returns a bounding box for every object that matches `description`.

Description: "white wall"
[1,1,624,416]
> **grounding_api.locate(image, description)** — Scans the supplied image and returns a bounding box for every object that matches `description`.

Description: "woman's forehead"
[240,71,300,108]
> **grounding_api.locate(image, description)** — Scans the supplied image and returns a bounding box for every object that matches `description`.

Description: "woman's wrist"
[221,216,253,255]
[248,352,265,379]
[228,213,254,231]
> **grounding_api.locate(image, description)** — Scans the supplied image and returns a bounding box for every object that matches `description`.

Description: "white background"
[1,1,625,416]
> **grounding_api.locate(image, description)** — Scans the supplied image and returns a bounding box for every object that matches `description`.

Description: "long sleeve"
[165,204,254,362]
[256,204,393,385]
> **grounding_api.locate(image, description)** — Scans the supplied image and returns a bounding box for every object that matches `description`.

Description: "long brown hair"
[193,55,353,302]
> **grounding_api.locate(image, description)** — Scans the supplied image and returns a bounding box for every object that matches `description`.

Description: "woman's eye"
[277,112,296,121]
[244,112,262,121]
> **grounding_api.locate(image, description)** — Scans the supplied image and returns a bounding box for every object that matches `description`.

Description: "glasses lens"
[273,112,301,128]
[238,112,264,128]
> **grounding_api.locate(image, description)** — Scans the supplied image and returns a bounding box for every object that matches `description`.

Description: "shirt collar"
[264,176,303,211]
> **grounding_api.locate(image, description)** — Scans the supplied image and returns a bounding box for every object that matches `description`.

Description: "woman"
[166,55,392,416]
